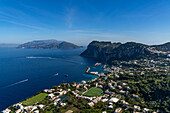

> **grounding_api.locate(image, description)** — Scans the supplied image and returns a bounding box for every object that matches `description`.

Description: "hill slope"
[17,40,83,49]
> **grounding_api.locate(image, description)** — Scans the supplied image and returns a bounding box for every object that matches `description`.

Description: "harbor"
[85,66,100,77]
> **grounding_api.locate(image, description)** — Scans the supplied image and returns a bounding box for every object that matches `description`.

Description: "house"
[109,97,119,103]
[60,103,66,107]
[126,86,130,90]
[117,85,122,89]
[115,75,119,78]
[120,90,125,94]
[72,83,76,87]
[143,108,150,113]
[114,108,122,113]
[48,93,55,98]
[83,86,88,90]
[65,110,73,113]
[24,106,37,112]
[15,109,22,113]
[122,83,127,86]
[108,105,113,109]
[101,73,105,76]
[44,89,55,93]
[121,100,130,107]
[13,103,24,109]
[93,97,102,104]
[76,84,80,88]
[55,91,63,96]
[98,85,103,88]
[105,90,113,94]
[31,106,37,112]
[38,104,45,109]
[88,102,94,107]
[82,80,86,84]
[57,88,63,92]
[94,83,98,87]
[2,108,11,113]
[134,105,141,111]
[104,76,108,80]
[34,110,39,113]
[132,94,139,98]
[101,99,108,102]
[129,73,134,76]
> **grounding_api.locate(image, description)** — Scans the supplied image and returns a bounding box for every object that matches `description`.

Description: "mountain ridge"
[17,40,83,49]
[80,41,170,64]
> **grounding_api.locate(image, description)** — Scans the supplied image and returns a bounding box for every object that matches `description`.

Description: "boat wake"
[4,79,29,88]
[26,56,53,59]
[26,56,84,65]
[53,73,59,76]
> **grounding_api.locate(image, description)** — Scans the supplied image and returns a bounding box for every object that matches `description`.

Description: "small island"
[17,39,83,49]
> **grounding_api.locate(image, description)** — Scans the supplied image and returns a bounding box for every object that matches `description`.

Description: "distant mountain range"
[17,40,83,49]
[80,41,170,64]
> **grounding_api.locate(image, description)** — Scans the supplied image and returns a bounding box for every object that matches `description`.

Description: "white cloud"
[0,19,46,30]
[65,8,75,28]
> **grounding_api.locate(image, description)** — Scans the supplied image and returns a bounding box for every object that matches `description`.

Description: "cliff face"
[17,40,83,49]
[80,41,170,63]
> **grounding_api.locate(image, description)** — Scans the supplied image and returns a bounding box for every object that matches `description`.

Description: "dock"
[85,66,100,77]
[94,63,101,66]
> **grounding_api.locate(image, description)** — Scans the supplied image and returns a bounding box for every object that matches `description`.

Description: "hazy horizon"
[0,39,169,47]
[0,0,170,45]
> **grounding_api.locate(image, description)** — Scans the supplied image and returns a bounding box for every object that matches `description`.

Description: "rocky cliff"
[80,41,170,64]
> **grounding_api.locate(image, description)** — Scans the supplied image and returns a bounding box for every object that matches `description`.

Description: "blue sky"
[0,0,170,45]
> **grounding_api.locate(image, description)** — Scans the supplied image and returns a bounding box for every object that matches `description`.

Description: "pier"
[94,63,101,66]
[85,66,100,77]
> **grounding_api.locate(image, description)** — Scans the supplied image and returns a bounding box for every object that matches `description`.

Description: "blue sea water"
[0,47,104,111]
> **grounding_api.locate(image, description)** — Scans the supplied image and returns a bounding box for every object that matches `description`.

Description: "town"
[3,57,170,113]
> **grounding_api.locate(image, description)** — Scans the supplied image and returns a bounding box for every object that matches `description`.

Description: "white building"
[15,109,22,113]
[88,102,94,107]
[109,98,119,103]
[48,93,55,98]
[2,108,11,113]
[38,104,45,109]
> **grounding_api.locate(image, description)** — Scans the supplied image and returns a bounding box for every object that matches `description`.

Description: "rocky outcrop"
[80,41,170,64]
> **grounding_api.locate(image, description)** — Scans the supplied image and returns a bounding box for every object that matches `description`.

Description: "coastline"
[3,57,169,113]
[2,63,106,112]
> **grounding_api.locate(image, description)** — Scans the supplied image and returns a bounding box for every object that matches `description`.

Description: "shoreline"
[2,64,104,111]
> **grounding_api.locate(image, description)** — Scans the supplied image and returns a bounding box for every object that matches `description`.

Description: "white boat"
[54,73,59,76]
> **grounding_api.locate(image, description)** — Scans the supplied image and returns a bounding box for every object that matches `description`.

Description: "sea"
[0,47,106,111]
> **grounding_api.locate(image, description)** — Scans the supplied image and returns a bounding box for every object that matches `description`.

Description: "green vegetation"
[22,93,48,106]
[83,87,103,97]
[6,57,170,113]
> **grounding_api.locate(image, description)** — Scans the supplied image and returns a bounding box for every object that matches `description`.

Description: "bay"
[0,47,101,110]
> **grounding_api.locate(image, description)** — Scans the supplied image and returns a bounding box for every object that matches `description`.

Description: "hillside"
[80,41,170,64]
[151,42,170,52]
[17,40,83,49]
